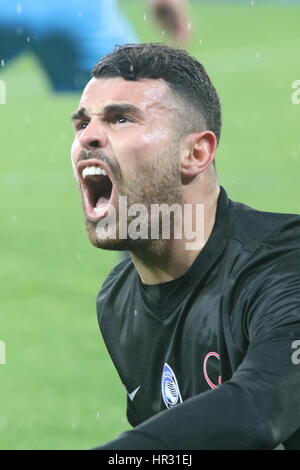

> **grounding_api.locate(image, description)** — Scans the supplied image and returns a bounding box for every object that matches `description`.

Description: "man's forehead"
[79,76,173,113]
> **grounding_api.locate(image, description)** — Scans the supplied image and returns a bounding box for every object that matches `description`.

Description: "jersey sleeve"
[95,250,300,450]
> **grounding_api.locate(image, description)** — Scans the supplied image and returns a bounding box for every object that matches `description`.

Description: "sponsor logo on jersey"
[161,363,183,409]
[203,352,222,390]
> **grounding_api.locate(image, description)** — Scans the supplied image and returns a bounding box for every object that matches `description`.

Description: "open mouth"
[78,160,115,222]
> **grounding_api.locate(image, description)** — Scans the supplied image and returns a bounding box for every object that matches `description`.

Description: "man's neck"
[130,185,220,285]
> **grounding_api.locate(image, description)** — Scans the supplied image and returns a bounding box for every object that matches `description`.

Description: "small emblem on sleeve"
[161,363,183,409]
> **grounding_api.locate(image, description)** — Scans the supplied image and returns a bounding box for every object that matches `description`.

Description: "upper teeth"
[82,166,107,178]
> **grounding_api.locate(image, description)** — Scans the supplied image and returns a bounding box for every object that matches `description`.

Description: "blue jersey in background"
[0,0,138,91]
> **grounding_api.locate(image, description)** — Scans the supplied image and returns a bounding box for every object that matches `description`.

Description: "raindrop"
[96,411,100,419]
[143,14,147,21]
[1,60,4,67]
[256,52,260,59]
[16,4,22,14]
[27,37,30,43]
[187,22,191,31]
[251,0,254,6]
[134,309,138,316]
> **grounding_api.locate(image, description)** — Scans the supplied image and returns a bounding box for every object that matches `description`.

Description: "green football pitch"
[0,1,299,449]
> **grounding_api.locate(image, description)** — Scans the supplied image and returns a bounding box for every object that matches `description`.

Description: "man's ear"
[180,131,217,183]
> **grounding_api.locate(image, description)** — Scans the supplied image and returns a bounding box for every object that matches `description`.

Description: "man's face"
[71,76,183,250]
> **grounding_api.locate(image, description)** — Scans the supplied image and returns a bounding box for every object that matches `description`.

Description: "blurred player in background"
[0,0,190,92]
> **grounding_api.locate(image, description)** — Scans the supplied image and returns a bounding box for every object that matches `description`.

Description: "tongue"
[94,195,110,217]
[96,196,110,208]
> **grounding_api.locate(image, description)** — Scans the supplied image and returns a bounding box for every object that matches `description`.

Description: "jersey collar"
[135,186,232,321]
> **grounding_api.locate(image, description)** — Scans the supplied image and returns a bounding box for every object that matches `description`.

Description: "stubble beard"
[84,145,183,255]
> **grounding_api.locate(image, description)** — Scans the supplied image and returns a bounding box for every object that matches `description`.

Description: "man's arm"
[95,252,300,450]
[146,0,191,43]
[96,337,300,450]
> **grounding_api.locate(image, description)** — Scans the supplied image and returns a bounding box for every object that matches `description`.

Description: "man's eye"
[76,120,89,130]
[113,116,131,124]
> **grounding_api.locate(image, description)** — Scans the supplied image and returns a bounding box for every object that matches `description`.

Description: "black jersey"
[96,187,300,450]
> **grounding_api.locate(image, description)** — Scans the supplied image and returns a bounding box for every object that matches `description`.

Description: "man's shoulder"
[228,197,300,253]
[107,256,133,277]
[223,197,300,317]
[97,256,135,304]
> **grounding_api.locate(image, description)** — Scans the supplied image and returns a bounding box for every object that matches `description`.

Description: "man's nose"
[78,120,108,150]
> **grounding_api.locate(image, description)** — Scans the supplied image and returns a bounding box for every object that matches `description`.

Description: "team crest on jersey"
[161,363,183,409]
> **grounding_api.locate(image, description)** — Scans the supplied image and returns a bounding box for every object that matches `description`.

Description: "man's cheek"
[141,127,169,145]
[70,158,78,182]
[71,141,80,179]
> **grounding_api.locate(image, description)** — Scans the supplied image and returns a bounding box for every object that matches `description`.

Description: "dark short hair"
[92,43,222,144]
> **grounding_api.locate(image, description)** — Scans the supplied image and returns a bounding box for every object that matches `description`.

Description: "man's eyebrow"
[101,103,144,118]
[71,107,89,122]
[71,104,144,122]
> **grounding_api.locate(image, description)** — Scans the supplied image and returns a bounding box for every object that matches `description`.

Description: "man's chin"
[85,224,118,250]
[88,237,131,251]
[85,223,152,252]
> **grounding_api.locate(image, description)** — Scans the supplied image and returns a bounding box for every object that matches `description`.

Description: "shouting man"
[71,43,300,450]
